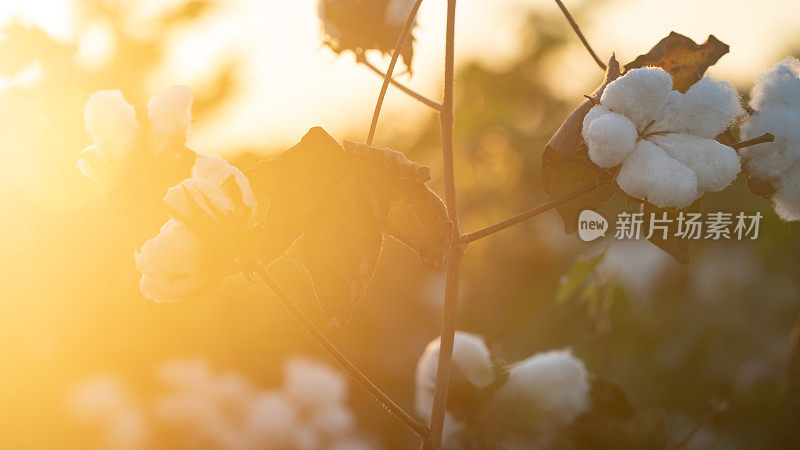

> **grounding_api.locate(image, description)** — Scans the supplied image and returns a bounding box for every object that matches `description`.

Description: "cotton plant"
[581,67,744,208]
[68,357,379,450]
[134,154,258,302]
[77,86,196,191]
[740,57,800,220]
[414,332,591,448]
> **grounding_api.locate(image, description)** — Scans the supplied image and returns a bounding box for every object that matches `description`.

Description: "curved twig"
[358,55,442,111]
[553,0,606,71]
[366,0,424,145]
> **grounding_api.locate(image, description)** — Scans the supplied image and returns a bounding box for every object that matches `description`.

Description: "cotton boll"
[600,67,673,129]
[649,133,740,192]
[309,403,356,438]
[617,140,699,208]
[189,154,257,215]
[773,163,800,221]
[245,392,299,449]
[740,107,800,182]
[749,57,800,111]
[84,90,138,157]
[284,358,348,409]
[148,86,194,157]
[415,331,495,402]
[583,112,638,168]
[495,350,590,427]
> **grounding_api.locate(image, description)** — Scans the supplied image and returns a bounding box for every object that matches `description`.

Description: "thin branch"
[732,132,774,150]
[463,180,608,244]
[252,263,431,438]
[154,198,430,439]
[553,0,606,71]
[358,55,442,111]
[366,0,424,145]
[429,1,462,448]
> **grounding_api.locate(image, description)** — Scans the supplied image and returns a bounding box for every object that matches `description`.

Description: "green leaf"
[556,251,606,304]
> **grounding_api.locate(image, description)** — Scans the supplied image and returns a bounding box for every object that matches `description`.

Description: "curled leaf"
[624,32,729,92]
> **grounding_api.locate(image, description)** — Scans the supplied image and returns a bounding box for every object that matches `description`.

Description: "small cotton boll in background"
[495,349,590,427]
[245,392,300,449]
[649,133,740,192]
[284,357,348,409]
[616,140,698,208]
[583,112,638,168]
[415,332,493,448]
[749,56,800,111]
[310,404,356,439]
[147,86,194,157]
[600,67,673,128]
[83,90,139,156]
[597,240,675,302]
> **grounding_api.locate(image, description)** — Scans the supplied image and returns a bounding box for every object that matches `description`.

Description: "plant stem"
[553,0,606,71]
[429,1,462,448]
[358,55,442,111]
[252,263,430,438]
[154,198,430,439]
[366,0,424,145]
[732,132,774,150]
[463,180,608,243]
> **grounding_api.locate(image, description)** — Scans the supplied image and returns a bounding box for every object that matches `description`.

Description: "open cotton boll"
[284,357,348,409]
[649,134,740,192]
[415,331,495,400]
[495,349,590,427]
[749,57,800,111]
[741,107,800,181]
[245,392,300,448]
[600,67,674,129]
[189,154,257,214]
[148,86,194,157]
[583,112,638,168]
[84,90,139,156]
[617,140,698,208]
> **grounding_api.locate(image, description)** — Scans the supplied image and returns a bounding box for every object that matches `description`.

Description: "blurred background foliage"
[0,0,799,448]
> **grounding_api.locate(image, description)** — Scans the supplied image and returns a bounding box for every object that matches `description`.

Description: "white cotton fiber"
[600,67,674,128]
[495,349,590,426]
[773,163,800,221]
[148,86,194,156]
[582,104,610,132]
[617,140,698,208]
[284,358,348,409]
[749,57,800,111]
[83,89,138,156]
[741,106,800,181]
[583,112,638,168]
[649,133,740,192]
[675,77,744,138]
